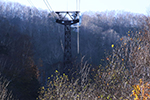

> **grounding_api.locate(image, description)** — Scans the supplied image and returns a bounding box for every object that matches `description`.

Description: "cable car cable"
[43,0,57,19]
[43,0,52,12]
[46,0,58,17]
[27,0,35,7]
[45,0,53,11]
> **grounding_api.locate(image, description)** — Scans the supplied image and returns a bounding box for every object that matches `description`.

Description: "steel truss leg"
[63,25,72,76]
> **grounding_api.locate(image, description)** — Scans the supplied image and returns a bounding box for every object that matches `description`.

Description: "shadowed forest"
[0,1,150,100]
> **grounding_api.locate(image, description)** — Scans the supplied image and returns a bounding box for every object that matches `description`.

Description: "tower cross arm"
[55,11,80,25]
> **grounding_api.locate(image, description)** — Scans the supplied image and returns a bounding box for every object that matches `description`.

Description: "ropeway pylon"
[56,11,80,77]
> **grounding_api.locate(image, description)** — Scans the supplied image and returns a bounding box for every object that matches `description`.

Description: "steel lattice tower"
[56,11,79,76]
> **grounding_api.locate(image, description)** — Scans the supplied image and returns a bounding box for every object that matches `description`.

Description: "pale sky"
[3,0,150,15]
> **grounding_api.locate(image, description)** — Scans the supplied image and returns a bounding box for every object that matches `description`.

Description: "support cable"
[43,0,52,12]
[27,0,35,7]
[45,0,53,11]
[46,0,58,18]
[43,0,57,19]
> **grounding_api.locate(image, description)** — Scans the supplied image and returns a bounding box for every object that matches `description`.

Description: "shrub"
[38,16,150,100]
[131,79,150,100]
[38,58,97,100]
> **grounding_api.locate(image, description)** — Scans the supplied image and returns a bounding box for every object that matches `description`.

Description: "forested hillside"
[0,1,150,100]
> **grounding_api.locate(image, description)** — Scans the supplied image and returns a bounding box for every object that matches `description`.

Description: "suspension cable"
[45,0,53,11]
[43,0,57,18]
[27,0,35,7]
[43,0,52,12]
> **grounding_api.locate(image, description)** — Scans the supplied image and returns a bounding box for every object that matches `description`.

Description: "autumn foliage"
[131,79,150,100]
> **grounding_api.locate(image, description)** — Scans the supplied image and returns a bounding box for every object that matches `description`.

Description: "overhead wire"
[43,0,57,19]
[43,0,52,12]
[45,0,53,11]
[27,0,35,7]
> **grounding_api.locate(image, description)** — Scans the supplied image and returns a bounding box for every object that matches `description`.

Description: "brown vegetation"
[38,16,150,100]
